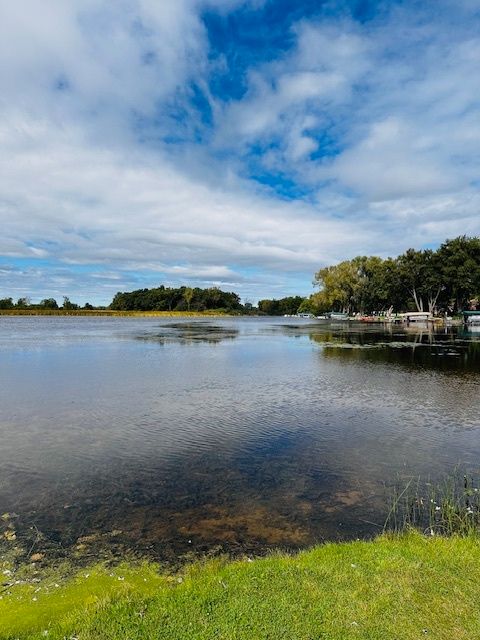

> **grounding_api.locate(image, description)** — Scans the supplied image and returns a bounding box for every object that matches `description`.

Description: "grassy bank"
[1,532,479,639]
[0,309,236,317]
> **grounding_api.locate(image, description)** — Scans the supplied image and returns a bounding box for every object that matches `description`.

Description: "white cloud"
[1,1,479,303]
[0,114,374,302]
[329,117,465,200]
[214,23,368,150]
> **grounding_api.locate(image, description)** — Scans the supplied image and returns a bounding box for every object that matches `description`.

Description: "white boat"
[463,311,480,325]
[329,312,349,321]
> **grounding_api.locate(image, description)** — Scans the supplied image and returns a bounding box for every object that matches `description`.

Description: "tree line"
[257,296,306,315]
[306,235,480,315]
[109,286,243,312]
[0,296,95,310]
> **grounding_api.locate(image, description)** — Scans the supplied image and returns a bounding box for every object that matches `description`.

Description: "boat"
[329,312,349,321]
[463,311,480,325]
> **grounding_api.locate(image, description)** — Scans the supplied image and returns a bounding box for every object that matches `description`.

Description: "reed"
[385,471,480,536]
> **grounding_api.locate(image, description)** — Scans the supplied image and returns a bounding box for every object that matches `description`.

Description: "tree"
[39,298,58,309]
[16,297,31,308]
[257,296,307,315]
[0,297,14,309]
[313,258,367,314]
[397,249,443,313]
[62,296,79,310]
[297,298,315,314]
[437,236,480,311]
[258,299,279,315]
[183,287,194,311]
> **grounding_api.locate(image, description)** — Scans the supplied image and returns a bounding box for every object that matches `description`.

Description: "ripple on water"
[0,317,479,563]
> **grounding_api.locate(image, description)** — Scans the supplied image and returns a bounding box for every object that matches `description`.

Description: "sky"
[1,0,479,305]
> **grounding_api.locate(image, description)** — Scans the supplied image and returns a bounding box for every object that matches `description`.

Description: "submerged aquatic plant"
[385,471,480,536]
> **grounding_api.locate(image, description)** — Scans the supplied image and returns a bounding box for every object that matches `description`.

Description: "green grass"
[1,532,480,639]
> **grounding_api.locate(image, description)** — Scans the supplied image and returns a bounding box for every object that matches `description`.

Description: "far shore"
[0,309,239,317]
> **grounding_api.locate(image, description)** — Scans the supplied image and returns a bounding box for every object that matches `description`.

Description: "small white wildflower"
[2,569,12,576]
[117,576,124,581]
[84,573,90,578]
[32,597,37,602]
[351,563,357,568]
[435,506,441,512]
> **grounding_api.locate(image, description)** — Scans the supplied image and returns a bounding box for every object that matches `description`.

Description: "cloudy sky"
[1,0,479,304]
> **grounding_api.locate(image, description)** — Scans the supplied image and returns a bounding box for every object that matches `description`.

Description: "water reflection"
[305,325,480,372]
[137,322,240,345]
[0,317,479,564]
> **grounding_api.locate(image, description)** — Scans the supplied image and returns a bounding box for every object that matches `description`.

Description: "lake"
[1,316,479,563]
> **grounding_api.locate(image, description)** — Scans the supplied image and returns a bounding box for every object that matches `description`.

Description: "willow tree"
[313,258,367,314]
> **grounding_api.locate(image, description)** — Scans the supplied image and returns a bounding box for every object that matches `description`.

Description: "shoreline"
[0,309,240,317]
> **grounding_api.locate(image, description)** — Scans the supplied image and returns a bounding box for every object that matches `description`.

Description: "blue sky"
[1,0,479,304]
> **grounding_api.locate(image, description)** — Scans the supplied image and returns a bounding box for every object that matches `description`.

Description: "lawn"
[1,532,479,639]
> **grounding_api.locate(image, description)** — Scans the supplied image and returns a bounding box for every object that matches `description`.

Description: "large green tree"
[437,236,480,311]
[397,249,444,314]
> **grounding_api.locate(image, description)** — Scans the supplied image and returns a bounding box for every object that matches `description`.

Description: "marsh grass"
[0,309,234,316]
[385,471,480,536]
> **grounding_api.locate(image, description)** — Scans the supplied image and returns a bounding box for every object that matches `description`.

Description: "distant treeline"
[257,296,306,315]
[110,286,243,312]
[0,296,97,311]
[305,235,480,315]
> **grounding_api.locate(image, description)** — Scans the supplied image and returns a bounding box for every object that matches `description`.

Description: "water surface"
[1,316,479,562]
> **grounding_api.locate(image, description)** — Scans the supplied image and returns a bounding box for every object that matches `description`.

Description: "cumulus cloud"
[0,114,371,302]
[218,5,480,199]
[1,0,479,303]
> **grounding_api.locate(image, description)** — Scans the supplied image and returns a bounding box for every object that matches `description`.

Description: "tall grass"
[385,471,480,536]
[0,309,234,316]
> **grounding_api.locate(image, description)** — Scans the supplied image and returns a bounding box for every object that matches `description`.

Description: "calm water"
[1,316,479,562]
